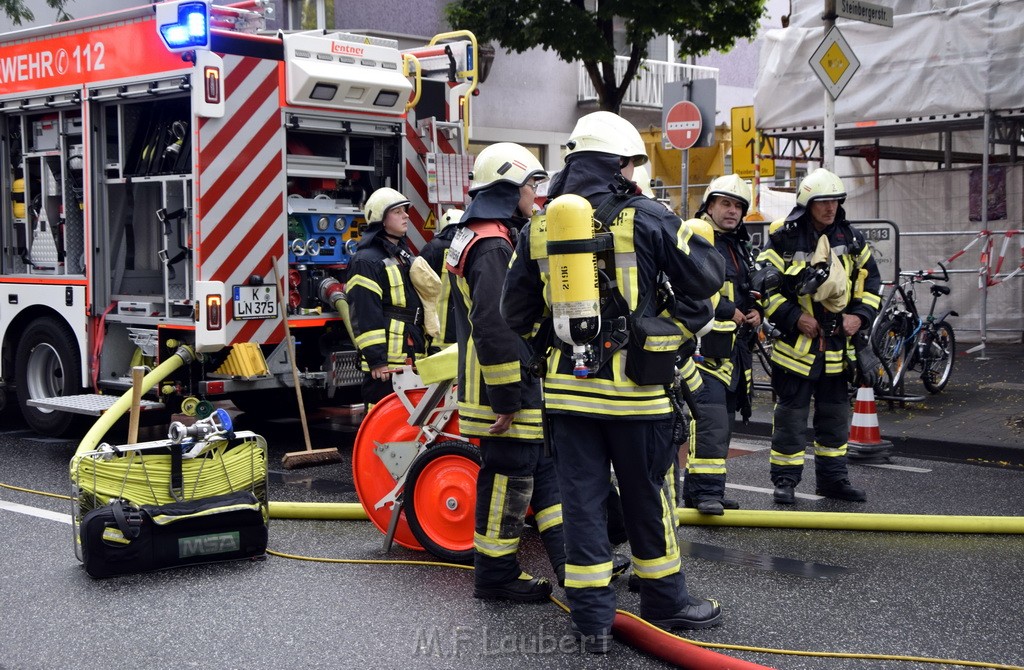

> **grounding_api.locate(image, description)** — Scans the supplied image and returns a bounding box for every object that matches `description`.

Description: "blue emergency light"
[157,0,211,52]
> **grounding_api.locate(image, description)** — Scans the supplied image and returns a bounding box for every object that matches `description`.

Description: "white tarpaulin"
[755,0,1024,130]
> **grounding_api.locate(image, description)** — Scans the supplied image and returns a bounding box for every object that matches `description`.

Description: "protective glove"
[749,263,782,299]
[851,329,882,389]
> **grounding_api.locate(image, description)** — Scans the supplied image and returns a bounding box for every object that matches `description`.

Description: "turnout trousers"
[769,366,851,487]
[682,371,732,504]
[549,414,690,634]
[474,437,565,587]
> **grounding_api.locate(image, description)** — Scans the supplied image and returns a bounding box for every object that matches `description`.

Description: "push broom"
[272,257,344,469]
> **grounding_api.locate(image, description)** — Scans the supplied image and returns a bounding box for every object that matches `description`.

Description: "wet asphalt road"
[1,402,1023,670]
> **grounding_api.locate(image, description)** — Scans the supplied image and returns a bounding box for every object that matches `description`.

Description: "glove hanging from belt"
[851,329,882,389]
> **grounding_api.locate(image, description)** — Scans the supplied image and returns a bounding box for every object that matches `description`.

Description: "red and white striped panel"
[197,55,286,346]
[402,81,470,253]
[403,119,432,253]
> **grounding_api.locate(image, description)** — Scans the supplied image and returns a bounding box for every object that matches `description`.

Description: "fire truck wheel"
[404,440,481,564]
[15,316,85,437]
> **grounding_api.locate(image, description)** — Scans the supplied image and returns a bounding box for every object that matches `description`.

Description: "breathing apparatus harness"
[543,178,651,376]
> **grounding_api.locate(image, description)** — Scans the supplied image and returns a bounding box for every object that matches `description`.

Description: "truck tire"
[15,316,84,437]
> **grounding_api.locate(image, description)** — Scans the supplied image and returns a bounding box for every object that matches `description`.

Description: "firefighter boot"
[473,573,553,602]
[684,497,740,514]
[816,478,867,502]
[570,622,613,654]
[646,597,723,631]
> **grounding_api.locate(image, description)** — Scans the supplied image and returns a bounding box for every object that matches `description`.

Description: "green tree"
[445,0,767,113]
[1,0,70,25]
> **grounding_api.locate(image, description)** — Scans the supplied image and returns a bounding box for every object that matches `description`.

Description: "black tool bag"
[79,491,268,579]
[625,314,685,386]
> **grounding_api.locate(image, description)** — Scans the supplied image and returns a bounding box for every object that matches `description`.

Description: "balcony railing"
[578,56,719,109]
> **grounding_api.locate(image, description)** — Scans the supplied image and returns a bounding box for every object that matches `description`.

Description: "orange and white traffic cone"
[848,385,894,462]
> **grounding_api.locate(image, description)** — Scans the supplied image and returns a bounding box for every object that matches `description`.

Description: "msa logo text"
[179,532,240,558]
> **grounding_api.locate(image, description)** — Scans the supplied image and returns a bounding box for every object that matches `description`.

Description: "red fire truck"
[0,0,477,435]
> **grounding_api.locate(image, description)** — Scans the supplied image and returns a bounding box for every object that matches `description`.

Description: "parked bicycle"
[870,263,958,395]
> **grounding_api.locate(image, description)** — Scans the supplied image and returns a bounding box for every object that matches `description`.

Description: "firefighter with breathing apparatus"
[501,111,726,652]
[680,175,763,516]
[443,143,565,602]
[346,187,429,406]
[756,168,883,504]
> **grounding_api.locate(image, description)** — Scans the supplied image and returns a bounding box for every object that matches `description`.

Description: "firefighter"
[346,187,427,406]
[420,208,463,276]
[757,168,882,504]
[681,175,762,515]
[443,143,564,601]
[501,112,726,652]
[421,208,463,349]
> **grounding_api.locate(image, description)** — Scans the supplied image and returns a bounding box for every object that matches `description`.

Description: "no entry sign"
[665,100,702,150]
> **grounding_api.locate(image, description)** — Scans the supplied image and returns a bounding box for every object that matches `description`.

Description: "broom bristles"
[281,447,344,470]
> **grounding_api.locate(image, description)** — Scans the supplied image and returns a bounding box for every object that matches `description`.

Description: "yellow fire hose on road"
[267,501,1024,534]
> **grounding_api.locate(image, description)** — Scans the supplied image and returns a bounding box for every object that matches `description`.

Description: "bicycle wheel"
[922,321,956,393]
[750,323,775,389]
[872,314,909,392]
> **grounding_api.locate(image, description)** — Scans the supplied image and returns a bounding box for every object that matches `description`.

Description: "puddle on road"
[680,540,848,579]
[268,469,355,495]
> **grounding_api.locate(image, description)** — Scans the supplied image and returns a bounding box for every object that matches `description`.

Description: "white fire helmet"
[363,187,411,225]
[565,111,648,166]
[702,174,751,217]
[439,208,464,230]
[796,168,846,207]
[468,142,547,194]
[633,164,655,198]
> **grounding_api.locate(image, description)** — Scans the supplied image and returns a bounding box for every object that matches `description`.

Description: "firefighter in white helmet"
[442,142,565,603]
[346,187,427,406]
[632,164,655,198]
[501,111,725,651]
[420,208,464,348]
[678,174,761,516]
[420,208,463,276]
[756,168,882,504]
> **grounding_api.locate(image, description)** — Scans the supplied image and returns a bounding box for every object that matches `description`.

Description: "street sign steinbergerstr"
[836,0,893,28]
[809,26,860,100]
[730,106,775,178]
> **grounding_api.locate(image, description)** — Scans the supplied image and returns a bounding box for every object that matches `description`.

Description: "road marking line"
[0,499,72,525]
[726,483,824,500]
[862,463,931,473]
[729,438,771,452]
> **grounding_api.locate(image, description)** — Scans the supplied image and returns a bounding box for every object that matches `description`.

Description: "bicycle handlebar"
[899,261,950,283]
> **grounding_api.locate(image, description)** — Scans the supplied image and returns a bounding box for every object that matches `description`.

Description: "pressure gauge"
[334,216,346,231]
[317,216,330,231]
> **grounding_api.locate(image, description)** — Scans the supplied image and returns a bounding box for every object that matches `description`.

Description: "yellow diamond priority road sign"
[810,26,860,100]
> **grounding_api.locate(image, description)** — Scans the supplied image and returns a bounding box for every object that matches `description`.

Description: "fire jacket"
[756,210,882,378]
[693,214,761,388]
[345,230,426,372]
[445,220,543,441]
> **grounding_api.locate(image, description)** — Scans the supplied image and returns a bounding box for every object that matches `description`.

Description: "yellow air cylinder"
[12,178,26,220]
[546,194,601,377]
